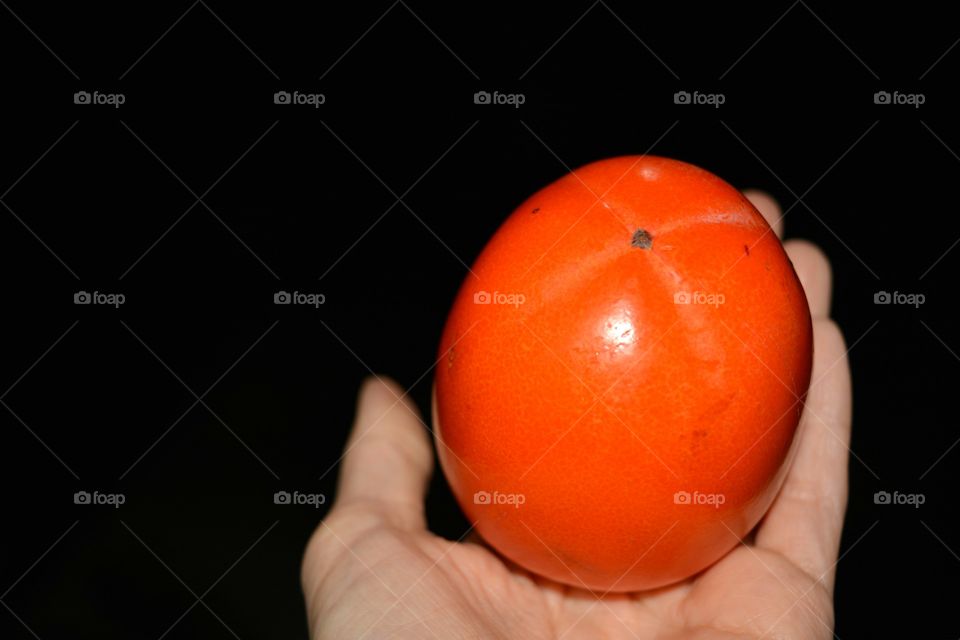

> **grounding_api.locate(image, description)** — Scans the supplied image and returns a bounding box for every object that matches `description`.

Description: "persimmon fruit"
[434,156,813,592]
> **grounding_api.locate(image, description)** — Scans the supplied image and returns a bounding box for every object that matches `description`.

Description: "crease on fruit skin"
[544,218,734,375]
[531,240,625,310]
[601,191,764,238]
[650,208,766,235]
[645,248,685,286]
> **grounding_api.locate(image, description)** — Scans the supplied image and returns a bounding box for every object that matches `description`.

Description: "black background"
[0,1,956,638]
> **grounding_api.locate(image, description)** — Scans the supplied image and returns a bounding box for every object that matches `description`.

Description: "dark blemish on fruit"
[532,207,540,214]
[631,229,653,249]
[744,244,750,256]
[689,429,709,452]
[448,347,455,368]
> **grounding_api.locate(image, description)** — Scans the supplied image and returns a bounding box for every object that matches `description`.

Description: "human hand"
[301,191,851,639]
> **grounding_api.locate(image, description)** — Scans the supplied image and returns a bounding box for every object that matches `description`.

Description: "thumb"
[334,376,434,530]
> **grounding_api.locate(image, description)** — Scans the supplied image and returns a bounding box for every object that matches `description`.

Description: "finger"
[755,319,852,589]
[335,376,434,529]
[784,240,832,319]
[744,189,784,239]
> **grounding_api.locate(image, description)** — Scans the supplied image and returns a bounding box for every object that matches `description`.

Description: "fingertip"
[337,375,435,528]
[784,240,833,319]
[744,189,784,239]
[358,374,401,406]
[351,376,417,441]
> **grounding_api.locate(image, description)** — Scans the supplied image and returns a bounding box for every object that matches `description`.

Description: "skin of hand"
[301,190,852,639]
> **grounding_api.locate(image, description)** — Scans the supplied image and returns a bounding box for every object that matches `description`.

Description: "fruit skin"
[434,156,813,592]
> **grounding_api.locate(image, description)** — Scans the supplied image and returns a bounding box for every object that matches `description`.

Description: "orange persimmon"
[435,156,813,591]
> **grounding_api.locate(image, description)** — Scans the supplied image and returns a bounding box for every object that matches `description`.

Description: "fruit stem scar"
[631,229,653,249]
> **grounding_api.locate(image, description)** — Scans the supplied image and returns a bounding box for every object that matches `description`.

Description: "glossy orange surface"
[435,156,813,592]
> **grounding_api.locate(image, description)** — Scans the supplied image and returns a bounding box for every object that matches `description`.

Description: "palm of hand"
[303,193,850,640]
[306,508,833,639]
